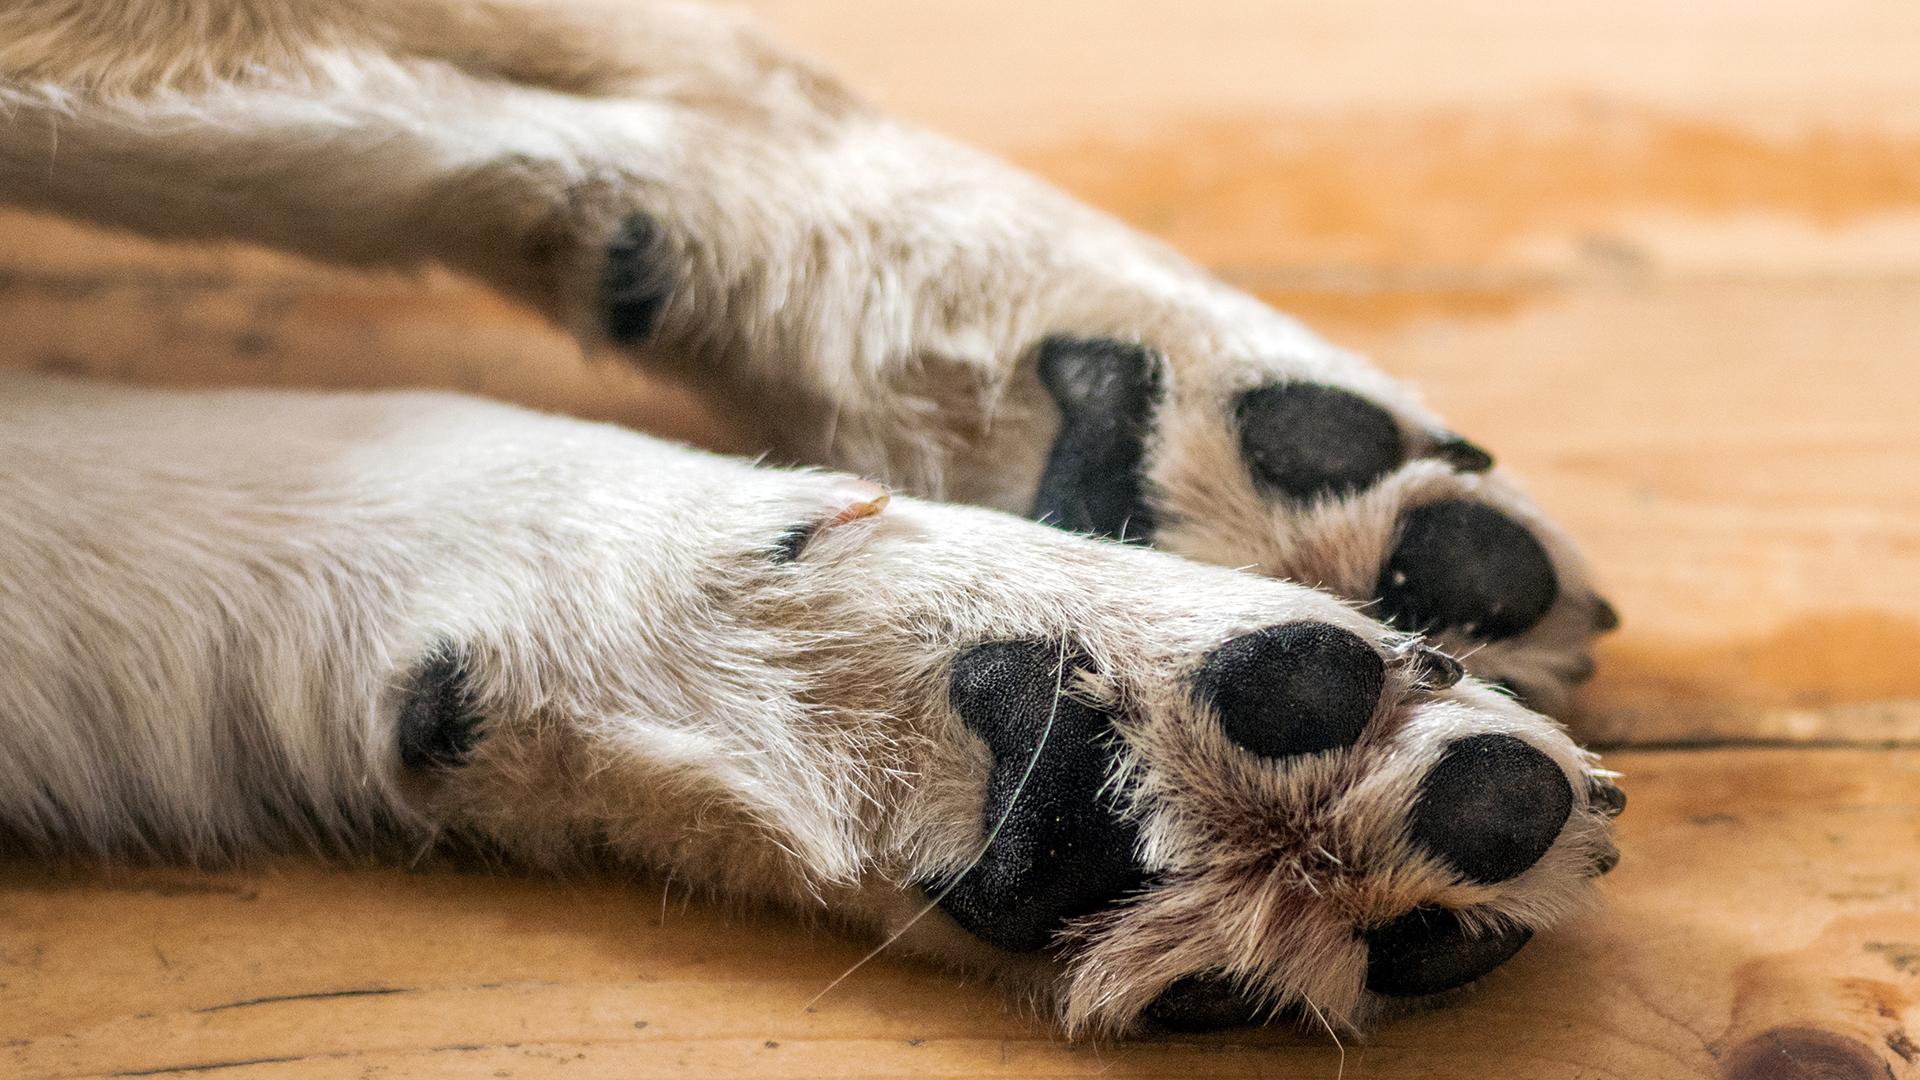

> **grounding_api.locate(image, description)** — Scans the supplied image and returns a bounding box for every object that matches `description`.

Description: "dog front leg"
[0,371,1616,1035]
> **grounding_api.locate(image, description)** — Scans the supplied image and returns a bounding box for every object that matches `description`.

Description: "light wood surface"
[3,1,1919,1076]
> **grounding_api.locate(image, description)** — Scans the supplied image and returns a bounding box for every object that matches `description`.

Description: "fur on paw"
[1025,331,1615,715]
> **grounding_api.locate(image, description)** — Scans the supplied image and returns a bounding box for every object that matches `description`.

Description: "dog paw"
[901,594,1619,1036]
[1020,324,1614,716]
[722,486,1619,1036]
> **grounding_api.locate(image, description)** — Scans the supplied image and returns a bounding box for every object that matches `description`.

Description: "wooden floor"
[5,2,1920,1077]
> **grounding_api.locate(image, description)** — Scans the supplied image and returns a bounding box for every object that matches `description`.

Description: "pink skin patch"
[824,478,890,529]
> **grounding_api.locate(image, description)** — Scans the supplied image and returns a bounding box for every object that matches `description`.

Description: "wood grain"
[5,748,1917,1079]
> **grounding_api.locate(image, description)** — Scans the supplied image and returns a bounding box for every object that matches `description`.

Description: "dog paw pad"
[1193,622,1384,759]
[1429,435,1495,473]
[934,640,1147,952]
[1031,336,1162,542]
[1364,906,1533,997]
[1235,382,1404,501]
[1142,973,1270,1032]
[1408,733,1573,884]
[1377,501,1559,641]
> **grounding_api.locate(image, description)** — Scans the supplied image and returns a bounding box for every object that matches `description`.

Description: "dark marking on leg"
[769,523,817,564]
[1364,906,1532,997]
[1429,434,1495,473]
[1193,623,1384,760]
[397,647,483,771]
[603,213,674,344]
[1376,500,1559,641]
[1409,734,1573,884]
[1031,337,1162,542]
[1235,382,1404,500]
[1142,973,1269,1032]
[932,640,1146,952]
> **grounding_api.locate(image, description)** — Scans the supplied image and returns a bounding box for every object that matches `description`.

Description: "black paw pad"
[1142,973,1269,1032]
[932,641,1146,952]
[1194,623,1384,760]
[1376,501,1559,641]
[1409,734,1572,884]
[1364,906,1533,997]
[1235,382,1404,501]
[397,647,484,771]
[1030,337,1162,542]
[602,213,674,343]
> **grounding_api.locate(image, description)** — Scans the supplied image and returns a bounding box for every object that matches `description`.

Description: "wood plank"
[752,0,1920,281]
[0,215,749,453]
[744,0,1920,142]
[4,747,1917,1079]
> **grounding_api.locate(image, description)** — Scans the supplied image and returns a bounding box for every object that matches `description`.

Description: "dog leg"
[0,371,1618,1035]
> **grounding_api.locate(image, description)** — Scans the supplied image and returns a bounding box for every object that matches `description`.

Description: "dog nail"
[1429,434,1495,472]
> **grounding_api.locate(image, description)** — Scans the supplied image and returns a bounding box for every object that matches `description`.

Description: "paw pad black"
[1409,734,1572,884]
[933,640,1146,952]
[397,647,483,770]
[1030,336,1162,542]
[602,213,674,343]
[1376,500,1559,641]
[1194,623,1384,759]
[1364,906,1532,997]
[1142,973,1269,1031]
[1235,382,1404,500]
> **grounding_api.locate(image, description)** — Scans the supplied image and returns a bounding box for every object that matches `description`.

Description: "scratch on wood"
[191,986,411,1013]
[107,1055,306,1077]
